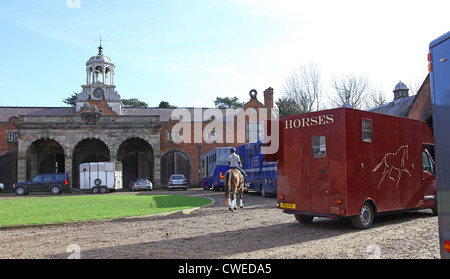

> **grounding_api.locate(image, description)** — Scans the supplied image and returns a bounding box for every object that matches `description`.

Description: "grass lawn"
[0,194,212,227]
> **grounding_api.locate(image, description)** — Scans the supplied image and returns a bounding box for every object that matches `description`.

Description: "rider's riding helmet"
[230,147,236,154]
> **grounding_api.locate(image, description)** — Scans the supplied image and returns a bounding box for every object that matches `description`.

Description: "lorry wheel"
[92,187,99,194]
[351,202,374,229]
[94,179,101,186]
[100,186,108,194]
[295,214,314,224]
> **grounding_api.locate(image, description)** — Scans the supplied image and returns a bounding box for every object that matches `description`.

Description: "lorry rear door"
[310,133,330,211]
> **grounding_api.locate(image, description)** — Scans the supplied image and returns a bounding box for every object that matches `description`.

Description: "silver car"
[168,174,187,191]
[129,178,153,191]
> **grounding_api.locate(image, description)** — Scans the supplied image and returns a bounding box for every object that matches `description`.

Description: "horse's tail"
[224,171,230,206]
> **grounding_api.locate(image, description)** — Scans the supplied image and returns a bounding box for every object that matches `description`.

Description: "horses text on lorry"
[266,107,436,229]
[429,30,450,258]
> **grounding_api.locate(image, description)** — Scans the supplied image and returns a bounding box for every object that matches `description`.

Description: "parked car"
[12,173,71,195]
[0,183,4,192]
[168,174,188,191]
[129,178,153,191]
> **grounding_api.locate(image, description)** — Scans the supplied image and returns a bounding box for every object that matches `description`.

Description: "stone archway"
[161,150,192,185]
[117,137,154,188]
[27,138,65,180]
[72,138,110,188]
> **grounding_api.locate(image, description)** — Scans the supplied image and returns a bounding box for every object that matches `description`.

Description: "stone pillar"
[153,154,161,185]
[64,156,73,188]
[17,153,27,183]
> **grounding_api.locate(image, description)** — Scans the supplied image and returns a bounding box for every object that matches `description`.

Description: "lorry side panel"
[430,31,450,258]
[277,108,435,221]
[344,109,377,216]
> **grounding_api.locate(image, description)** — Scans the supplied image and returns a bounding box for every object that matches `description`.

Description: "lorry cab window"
[422,150,435,174]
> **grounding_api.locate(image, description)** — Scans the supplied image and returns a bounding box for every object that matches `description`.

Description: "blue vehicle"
[201,147,232,191]
[236,140,277,197]
[429,31,450,258]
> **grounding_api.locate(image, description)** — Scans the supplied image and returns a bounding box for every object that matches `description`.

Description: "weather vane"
[95,35,107,47]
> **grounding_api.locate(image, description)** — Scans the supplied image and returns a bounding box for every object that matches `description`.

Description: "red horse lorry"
[268,107,436,229]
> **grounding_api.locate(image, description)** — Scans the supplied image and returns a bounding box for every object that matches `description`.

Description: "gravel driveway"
[0,188,440,259]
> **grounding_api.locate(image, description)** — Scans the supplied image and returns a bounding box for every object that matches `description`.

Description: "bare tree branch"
[330,73,369,109]
[281,62,322,113]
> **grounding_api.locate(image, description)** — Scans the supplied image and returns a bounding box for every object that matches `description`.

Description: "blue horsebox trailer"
[201,147,232,191]
[236,140,277,197]
[430,31,450,258]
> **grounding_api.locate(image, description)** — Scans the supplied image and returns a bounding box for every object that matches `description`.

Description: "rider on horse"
[228,147,247,184]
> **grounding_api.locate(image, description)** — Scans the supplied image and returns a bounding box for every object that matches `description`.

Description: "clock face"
[93,88,104,98]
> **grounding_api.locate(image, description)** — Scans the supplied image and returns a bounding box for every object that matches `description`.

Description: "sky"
[0,0,449,109]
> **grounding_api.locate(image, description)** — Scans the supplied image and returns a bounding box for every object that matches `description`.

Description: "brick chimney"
[264,87,274,111]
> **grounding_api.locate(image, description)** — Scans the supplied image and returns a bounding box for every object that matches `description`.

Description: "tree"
[276,96,303,117]
[158,101,177,108]
[282,63,322,113]
[122,98,148,108]
[63,93,77,106]
[330,73,370,109]
[214,96,244,109]
[368,88,386,108]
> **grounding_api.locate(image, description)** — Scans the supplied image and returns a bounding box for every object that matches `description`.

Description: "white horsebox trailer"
[79,162,123,193]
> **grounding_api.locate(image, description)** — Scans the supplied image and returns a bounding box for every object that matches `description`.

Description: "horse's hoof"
[229,207,233,211]
[233,207,237,211]
[240,206,244,208]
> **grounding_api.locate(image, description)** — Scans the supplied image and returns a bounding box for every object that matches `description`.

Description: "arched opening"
[72,138,110,188]
[27,138,65,180]
[117,138,154,188]
[161,150,191,185]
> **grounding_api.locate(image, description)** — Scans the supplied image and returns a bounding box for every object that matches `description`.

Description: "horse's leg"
[233,188,237,210]
[239,184,244,208]
[377,167,389,190]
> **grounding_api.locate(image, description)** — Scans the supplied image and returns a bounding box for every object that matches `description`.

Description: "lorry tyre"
[92,187,99,194]
[295,214,314,224]
[100,186,108,194]
[351,202,374,229]
[94,179,101,186]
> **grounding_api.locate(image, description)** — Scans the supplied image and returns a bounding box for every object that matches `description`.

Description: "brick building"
[0,45,274,190]
[369,75,433,131]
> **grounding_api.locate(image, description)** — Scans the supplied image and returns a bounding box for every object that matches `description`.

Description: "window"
[43,174,53,183]
[168,129,182,142]
[55,174,66,181]
[312,136,326,158]
[422,151,435,174]
[362,119,372,142]
[7,132,19,143]
[246,121,263,142]
[30,175,43,183]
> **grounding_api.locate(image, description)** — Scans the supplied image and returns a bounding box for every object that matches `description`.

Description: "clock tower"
[75,42,122,114]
